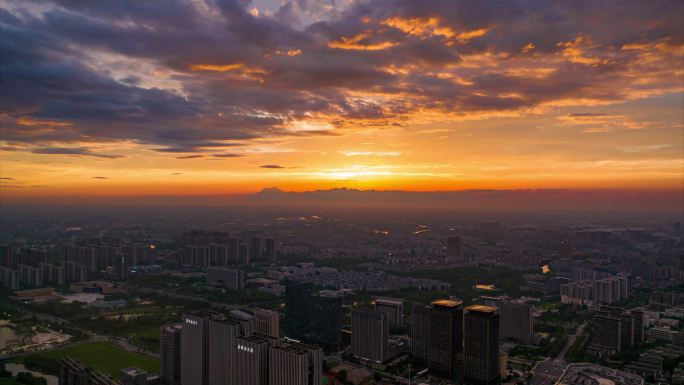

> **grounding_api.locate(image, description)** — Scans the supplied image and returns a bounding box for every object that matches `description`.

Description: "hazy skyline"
[1,0,683,204]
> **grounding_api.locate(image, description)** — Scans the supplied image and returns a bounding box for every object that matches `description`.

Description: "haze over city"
[0,1,683,385]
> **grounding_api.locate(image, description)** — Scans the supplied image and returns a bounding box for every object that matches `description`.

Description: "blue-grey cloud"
[0,0,681,155]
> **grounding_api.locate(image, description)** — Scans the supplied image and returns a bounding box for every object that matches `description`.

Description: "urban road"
[530,321,587,385]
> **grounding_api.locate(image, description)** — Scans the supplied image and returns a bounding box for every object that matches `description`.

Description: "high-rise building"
[284,282,342,353]
[447,237,462,261]
[429,299,464,382]
[251,237,263,260]
[265,238,276,262]
[208,317,242,385]
[464,305,500,385]
[253,308,280,338]
[411,303,431,361]
[632,309,645,345]
[59,356,90,385]
[284,281,312,341]
[269,339,322,385]
[620,313,634,349]
[374,298,403,331]
[590,312,622,355]
[232,333,279,385]
[311,291,343,352]
[181,312,209,385]
[239,243,250,264]
[160,324,182,385]
[498,300,533,345]
[114,254,129,280]
[181,310,249,385]
[351,309,389,363]
[228,239,239,263]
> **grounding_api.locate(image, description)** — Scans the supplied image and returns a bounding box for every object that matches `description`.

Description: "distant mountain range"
[247,187,682,211]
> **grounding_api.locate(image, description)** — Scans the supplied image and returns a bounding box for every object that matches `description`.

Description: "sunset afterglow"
[1,0,682,204]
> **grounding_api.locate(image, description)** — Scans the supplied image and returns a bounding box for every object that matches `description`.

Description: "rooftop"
[431,299,463,308]
[466,304,498,313]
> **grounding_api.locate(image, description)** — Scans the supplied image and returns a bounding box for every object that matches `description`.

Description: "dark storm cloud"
[1,0,682,153]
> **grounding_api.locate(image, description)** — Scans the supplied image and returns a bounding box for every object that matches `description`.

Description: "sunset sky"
[1,0,683,202]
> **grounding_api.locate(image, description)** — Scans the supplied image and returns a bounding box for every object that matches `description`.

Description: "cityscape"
[0,210,683,385]
[1,1,683,385]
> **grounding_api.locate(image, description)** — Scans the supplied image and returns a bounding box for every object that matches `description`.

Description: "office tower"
[196,246,209,267]
[429,299,464,382]
[269,339,322,385]
[632,309,645,345]
[499,300,533,345]
[209,243,228,266]
[251,237,263,260]
[59,356,90,385]
[232,333,279,385]
[590,312,622,355]
[447,237,462,261]
[464,305,500,385]
[253,308,280,338]
[620,313,634,349]
[351,309,389,363]
[229,309,255,336]
[182,246,196,266]
[160,324,182,385]
[206,266,245,289]
[265,238,276,262]
[181,312,210,385]
[181,311,251,385]
[228,238,239,263]
[411,303,431,361]
[284,281,312,341]
[120,367,147,385]
[284,281,342,353]
[374,298,403,330]
[208,317,242,385]
[312,291,343,352]
[115,254,129,280]
[239,243,250,264]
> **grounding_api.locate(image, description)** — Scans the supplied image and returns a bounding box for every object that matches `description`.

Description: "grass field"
[24,341,159,377]
[130,325,161,352]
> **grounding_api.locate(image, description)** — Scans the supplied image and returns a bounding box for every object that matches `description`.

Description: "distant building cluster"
[0,238,159,289]
[169,230,275,267]
[561,271,630,306]
[269,262,450,292]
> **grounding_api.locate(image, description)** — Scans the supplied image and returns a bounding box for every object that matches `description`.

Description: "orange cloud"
[189,63,268,75]
[328,33,399,51]
[16,117,73,127]
[381,16,489,43]
[557,35,613,66]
